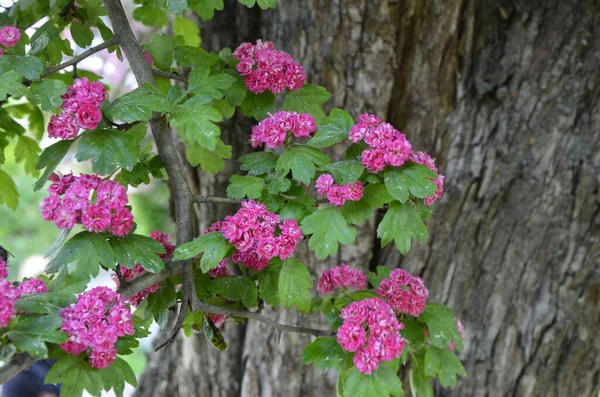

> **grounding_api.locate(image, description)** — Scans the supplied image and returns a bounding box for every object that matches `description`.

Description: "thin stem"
[152,69,188,83]
[41,36,120,79]
[194,195,242,204]
[191,297,334,338]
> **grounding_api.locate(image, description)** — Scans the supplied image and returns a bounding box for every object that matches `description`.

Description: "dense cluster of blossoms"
[315,174,364,207]
[0,258,48,328]
[376,268,428,317]
[206,200,303,271]
[112,230,175,306]
[250,111,317,148]
[233,40,306,94]
[48,78,106,139]
[0,26,20,55]
[317,264,368,294]
[60,287,134,369]
[337,298,405,374]
[350,113,445,206]
[41,173,134,237]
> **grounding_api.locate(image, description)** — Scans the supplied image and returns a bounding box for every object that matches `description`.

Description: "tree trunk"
[137,1,600,396]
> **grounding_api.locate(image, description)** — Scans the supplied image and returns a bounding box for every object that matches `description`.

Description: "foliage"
[0,1,465,396]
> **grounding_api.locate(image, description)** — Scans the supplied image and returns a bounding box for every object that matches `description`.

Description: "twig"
[40,36,120,79]
[191,296,333,338]
[194,195,242,204]
[152,69,188,83]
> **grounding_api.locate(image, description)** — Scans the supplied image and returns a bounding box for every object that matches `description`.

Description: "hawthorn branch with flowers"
[0,0,466,396]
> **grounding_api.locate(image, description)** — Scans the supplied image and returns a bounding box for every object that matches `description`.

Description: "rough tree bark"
[137,1,600,396]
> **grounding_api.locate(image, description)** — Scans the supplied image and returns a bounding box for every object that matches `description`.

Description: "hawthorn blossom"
[0,27,20,47]
[250,111,316,148]
[315,174,364,207]
[317,264,367,294]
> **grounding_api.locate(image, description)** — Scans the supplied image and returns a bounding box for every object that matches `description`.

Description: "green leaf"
[189,0,225,20]
[174,46,218,68]
[301,207,356,259]
[282,84,331,122]
[409,353,433,397]
[76,129,140,175]
[173,232,233,272]
[8,314,66,358]
[145,34,176,71]
[377,202,428,255]
[239,151,278,175]
[277,146,331,185]
[0,56,44,80]
[237,0,278,9]
[241,91,276,120]
[208,276,258,308]
[110,234,166,273]
[424,347,466,388]
[169,0,188,14]
[265,171,292,195]
[34,139,74,191]
[70,21,94,48]
[46,231,116,277]
[145,284,178,327]
[107,86,174,122]
[419,303,463,351]
[339,199,372,226]
[171,99,222,150]
[186,140,232,174]
[362,183,393,208]
[226,174,264,199]
[174,15,201,46]
[343,361,403,397]
[302,337,344,372]
[384,163,437,203]
[28,79,68,111]
[203,317,227,350]
[0,71,28,100]
[133,4,169,28]
[308,108,353,148]
[0,170,18,209]
[402,318,425,351]
[278,258,313,312]
[321,160,364,185]
[257,261,281,307]
[366,265,392,289]
[187,66,236,99]
[14,135,40,176]
[45,354,104,397]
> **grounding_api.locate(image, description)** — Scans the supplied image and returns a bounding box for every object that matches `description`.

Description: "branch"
[40,36,120,79]
[194,195,242,204]
[104,0,196,350]
[191,297,334,338]
[151,69,188,83]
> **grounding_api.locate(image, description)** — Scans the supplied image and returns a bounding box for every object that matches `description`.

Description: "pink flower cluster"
[48,78,106,139]
[376,268,428,317]
[349,113,445,205]
[112,230,175,306]
[0,276,48,328]
[337,298,405,374]
[41,173,133,237]
[315,174,364,206]
[0,27,21,55]
[60,286,134,369]
[409,151,445,206]
[207,200,303,271]
[0,258,8,279]
[317,264,368,294]
[233,40,305,94]
[349,114,412,173]
[250,111,317,148]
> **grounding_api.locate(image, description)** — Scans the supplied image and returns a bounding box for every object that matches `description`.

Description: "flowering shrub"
[0,1,465,396]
